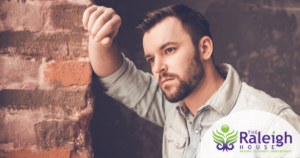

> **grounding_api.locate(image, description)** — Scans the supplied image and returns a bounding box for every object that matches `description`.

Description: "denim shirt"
[98,54,300,158]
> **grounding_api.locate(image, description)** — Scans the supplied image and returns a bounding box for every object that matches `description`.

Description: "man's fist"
[83,5,121,46]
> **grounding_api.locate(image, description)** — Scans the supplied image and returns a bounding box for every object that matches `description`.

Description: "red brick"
[0,1,45,32]
[0,1,91,32]
[0,55,41,90]
[44,60,92,87]
[0,31,89,59]
[2,147,74,158]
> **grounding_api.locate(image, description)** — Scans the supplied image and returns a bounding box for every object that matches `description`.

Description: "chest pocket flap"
[166,125,188,148]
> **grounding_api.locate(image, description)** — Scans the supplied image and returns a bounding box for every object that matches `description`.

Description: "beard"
[159,49,205,103]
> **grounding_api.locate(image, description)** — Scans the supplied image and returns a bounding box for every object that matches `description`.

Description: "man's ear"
[198,36,213,61]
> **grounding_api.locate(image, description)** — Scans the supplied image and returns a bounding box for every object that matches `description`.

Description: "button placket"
[186,109,206,158]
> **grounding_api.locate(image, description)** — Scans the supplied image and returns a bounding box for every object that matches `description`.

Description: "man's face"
[143,16,205,102]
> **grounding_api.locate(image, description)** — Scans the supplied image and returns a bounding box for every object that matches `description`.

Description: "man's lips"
[161,78,174,84]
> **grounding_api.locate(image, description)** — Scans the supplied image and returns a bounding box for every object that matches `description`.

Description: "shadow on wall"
[90,0,300,158]
[90,74,163,158]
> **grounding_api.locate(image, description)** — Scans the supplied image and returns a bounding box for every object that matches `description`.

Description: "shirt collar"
[176,63,242,116]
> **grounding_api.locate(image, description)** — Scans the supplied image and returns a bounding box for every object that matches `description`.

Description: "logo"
[213,124,238,152]
[199,111,300,157]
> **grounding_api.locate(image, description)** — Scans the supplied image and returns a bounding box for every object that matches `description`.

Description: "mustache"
[159,72,179,84]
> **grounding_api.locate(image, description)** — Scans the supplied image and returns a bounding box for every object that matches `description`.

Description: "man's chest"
[163,107,224,158]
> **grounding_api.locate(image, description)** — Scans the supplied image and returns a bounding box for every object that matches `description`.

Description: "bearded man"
[83,4,300,158]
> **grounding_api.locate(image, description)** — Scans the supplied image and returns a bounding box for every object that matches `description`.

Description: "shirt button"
[195,129,200,134]
[176,143,179,147]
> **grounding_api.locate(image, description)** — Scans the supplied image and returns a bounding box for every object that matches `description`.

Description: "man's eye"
[148,58,154,63]
[166,48,174,54]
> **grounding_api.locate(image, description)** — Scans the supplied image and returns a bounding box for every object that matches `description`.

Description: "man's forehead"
[142,16,188,53]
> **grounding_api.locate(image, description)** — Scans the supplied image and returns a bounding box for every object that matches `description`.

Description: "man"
[83,4,300,158]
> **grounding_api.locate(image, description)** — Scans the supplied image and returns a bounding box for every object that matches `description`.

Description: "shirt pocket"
[166,125,188,157]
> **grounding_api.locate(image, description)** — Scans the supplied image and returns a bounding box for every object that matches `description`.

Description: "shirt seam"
[274,106,291,116]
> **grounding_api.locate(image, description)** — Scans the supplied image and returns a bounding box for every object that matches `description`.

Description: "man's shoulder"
[233,82,300,134]
[233,82,291,115]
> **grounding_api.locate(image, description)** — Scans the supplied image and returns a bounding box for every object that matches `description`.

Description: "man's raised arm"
[83,5,123,77]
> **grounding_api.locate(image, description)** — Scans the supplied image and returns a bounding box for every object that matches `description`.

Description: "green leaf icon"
[273,131,275,135]
[213,125,238,152]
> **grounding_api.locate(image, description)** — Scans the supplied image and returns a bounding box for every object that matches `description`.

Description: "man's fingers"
[87,9,105,34]
[94,14,121,43]
[90,8,115,37]
[100,37,111,46]
[100,28,120,47]
[82,5,98,30]
[83,5,121,47]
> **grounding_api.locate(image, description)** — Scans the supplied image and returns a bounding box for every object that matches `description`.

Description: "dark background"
[90,0,300,158]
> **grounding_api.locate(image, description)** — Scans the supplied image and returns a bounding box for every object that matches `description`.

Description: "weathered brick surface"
[0,31,89,59]
[0,56,91,90]
[44,60,92,87]
[0,55,41,90]
[0,89,87,111]
[0,0,94,157]
[0,0,45,32]
[0,147,81,158]
[51,5,88,30]
[0,0,91,32]
[0,88,94,157]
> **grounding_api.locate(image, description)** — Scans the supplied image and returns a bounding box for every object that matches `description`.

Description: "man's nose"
[153,56,167,74]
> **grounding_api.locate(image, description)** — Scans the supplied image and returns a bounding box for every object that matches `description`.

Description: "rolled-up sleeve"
[98,54,175,127]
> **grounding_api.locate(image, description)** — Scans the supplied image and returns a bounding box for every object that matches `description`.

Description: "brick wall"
[0,0,94,157]
[2,0,300,158]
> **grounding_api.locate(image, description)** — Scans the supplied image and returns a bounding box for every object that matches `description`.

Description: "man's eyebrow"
[160,42,177,50]
[144,42,178,59]
[144,54,151,59]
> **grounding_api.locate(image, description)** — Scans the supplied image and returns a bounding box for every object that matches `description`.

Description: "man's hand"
[83,5,121,47]
[83,5,123,77]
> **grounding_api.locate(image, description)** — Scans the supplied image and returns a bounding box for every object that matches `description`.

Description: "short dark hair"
[136,4,214,63]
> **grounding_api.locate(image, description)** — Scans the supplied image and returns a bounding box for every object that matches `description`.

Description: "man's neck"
[184,64,225,116]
